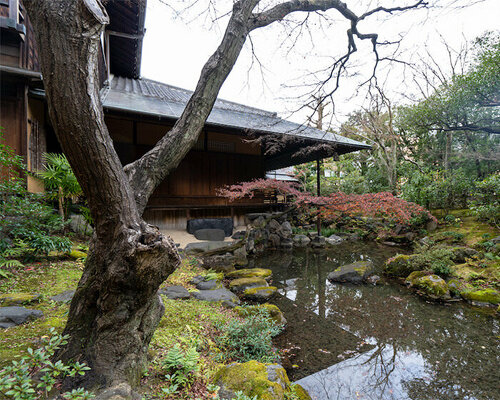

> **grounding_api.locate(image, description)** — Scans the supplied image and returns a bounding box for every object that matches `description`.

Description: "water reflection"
[253,243,500,400]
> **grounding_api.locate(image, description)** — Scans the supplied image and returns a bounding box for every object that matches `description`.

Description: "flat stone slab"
[0,293,41,306]
[192,288,240,305]
[158,286,191,300]
[184,241,233,255]
[327,261,374,284]
[194,228,226,241]
[0,306,43,329]
[50,290,75,303]
[187,218,233,236]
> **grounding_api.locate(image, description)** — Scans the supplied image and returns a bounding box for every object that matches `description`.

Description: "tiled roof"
[101,76,370,151]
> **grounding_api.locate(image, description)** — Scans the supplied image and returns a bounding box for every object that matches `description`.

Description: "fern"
[0,258,24,268]
[162,344,200,388]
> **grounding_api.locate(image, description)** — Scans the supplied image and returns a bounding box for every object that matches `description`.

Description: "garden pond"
[251,242,499,400]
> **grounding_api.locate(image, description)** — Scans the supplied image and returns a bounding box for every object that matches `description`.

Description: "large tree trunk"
[23,0,181,393]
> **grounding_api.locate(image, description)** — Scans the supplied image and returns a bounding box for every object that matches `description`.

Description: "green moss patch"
[226,268,272,280]
[214,360,292,400]
[0,293,41,306]
[461,289,500,305]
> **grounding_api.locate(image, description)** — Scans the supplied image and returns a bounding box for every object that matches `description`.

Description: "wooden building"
[0,0,370,230]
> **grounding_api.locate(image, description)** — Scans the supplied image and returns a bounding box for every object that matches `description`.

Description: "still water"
[251,243,500,400]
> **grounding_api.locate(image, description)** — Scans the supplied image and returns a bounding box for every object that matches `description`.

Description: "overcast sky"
[141,0,500,129]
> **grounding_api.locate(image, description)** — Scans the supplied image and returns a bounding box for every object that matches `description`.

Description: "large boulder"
[226,268,272,280]
[158,286,191,300]
[194,228,226,241]
[229,277,268,293]
[242,286,277,302]
[327,261,374,284]
[214,361,292,400]
[0,306,43,329]
[187,218,233,236]
[0,293,41,306]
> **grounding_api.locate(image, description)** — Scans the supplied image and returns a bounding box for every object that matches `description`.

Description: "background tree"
[23,0,437,395]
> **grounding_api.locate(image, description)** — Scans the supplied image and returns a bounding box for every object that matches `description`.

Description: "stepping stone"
[242,286,277,302]
[50,290,75,303]
[192,288,240,305]
[226,268,272,280]
[0,293,41,306]
[194,229,225,241]
[184,241,232,255]
[158,286,191,300]
[0,306,43,329]
[229,277,268,293]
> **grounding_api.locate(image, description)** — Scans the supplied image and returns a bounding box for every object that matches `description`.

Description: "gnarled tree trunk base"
[57,224,180,393]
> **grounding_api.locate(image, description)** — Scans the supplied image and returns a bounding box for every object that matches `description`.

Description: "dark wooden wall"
[105,114,264,208]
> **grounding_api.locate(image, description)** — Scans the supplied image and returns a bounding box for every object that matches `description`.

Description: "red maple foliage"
[217,179,436,227]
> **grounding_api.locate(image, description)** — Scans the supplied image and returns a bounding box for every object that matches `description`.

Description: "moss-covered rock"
[68,249,87,260]
[229,277,268,293]
[0,293,42,306]
[461,289,500,305]
[405,271,431,286]
[385,254,417,277]
[291,384,312,400]
[446,279,471,296]
[327,261,374,284]
[242,286,277,302]
[412,274,450,299]
[234,304,286,325]
[214,360,299,400]
[449,247,478,263]
[226,268,272,280]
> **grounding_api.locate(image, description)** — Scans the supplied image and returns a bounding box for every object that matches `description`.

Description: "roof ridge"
[137,77,278,117]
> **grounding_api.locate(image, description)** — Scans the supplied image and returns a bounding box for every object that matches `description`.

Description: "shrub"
[0,328,93,399]
[214,309,283,363]
[470,173,500,228]
[0,133,71,259]
[35,153,82,221]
